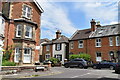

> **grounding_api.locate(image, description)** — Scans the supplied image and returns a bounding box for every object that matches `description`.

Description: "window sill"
[96,46,101,48]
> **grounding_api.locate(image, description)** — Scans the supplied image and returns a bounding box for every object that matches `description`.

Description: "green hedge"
[2,61,16,66]
[48,57,60,64]
[69,53,91,61]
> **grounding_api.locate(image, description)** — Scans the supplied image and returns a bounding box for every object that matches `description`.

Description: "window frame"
[14,48,20,63]
[96,38,101,47]
[78,40,84,48]
[109,37,113,46]
[116,36,120,46]
[16,25,22,37]
[22,5,32,19]
[46,45,50,51]
[56,43,61,51]
[45,54,50,59]
[25,26,32,38]
[70,41,74,49]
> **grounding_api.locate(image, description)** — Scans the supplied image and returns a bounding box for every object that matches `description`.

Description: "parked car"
[63,58,88,69]
[92,60,117,70]
[115,62,120,74]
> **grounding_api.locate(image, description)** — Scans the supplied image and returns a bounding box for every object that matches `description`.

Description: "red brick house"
[1,1,43,65]
[69,19,120,63]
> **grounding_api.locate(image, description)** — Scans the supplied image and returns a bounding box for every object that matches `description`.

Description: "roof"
[33,0,44,13]
[70,29,91,40]
[53,35,69,43]
[40,38,50,43]
[42,35,69,45]
[89,24,120,38]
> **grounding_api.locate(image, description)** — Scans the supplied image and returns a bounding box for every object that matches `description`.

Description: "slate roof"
[89,24,120,38]
[42,35,69,45]
[40,38,50,43]
[70,24,120,41]
[70,29,91,40]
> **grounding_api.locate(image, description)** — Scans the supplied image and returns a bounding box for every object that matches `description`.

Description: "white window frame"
[109,37,113,46]
[22,5,32,19]
[70,42,74,49]
[78,40,83,48]
[46,45,50,51]
[96,38,101,47]
[56,44,61,51]
[116,36,120,46]
[25,26,32,38]
[14,48,20,63]
[45,54,50,59]
[23,48,31,63]
[16,25,22,37]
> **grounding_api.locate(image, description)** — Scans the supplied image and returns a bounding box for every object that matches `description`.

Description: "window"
[70,42,74,49]
[96,52,102,62]
[109,37,113,46]
[25,26,32,38]
[78,40,83,48]
[16,25,22,37]
[24,48,31,55]
[96,38,101,47]
[23,5,32,18]
[14,48,20,63]
[45,54,50,59]
[56,44,61,51]
[46,45,50,51]
[55,54,62,61]
[116,36,120,46]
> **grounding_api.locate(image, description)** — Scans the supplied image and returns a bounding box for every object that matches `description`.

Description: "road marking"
[71,73,90,78]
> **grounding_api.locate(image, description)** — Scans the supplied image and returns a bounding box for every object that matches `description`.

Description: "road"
[1,67,120,80]
[35,67,119,79]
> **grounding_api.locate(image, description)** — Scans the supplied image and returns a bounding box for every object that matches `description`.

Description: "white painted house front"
[53,43,67,64]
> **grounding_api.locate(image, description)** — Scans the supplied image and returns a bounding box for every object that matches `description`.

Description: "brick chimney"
[96,21,101,28]
[90,19,96,31]
[56,30,61,39]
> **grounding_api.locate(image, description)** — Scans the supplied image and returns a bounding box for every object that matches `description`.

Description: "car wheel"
[64,64,69,68]
[78,64,84,68]
[93,65,97,69]
[109,66,114,70]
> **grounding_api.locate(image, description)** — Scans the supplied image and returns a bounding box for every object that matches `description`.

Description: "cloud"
[37,0,78,39]
[74,2,118,25]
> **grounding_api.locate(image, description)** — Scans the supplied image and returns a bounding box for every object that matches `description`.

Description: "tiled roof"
[89,24,120,38]
[40,38,50,43]
[53,35,69,43]
[70,29,91,40]
[42,35,69,45]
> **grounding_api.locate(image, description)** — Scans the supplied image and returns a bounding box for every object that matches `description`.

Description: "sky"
[37,0,119,40]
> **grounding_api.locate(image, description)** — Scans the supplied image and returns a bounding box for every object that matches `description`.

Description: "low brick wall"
[2,65,49,72]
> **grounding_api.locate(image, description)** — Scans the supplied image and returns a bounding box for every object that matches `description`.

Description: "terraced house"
[1,0,43,65]
[69,19,120,63]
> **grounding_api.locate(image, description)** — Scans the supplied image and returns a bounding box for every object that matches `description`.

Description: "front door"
[23,48,31,63]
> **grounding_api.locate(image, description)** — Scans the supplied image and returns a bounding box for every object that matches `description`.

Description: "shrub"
[48,57,60,64]
[69,53,91,61]
[2,61,16,66]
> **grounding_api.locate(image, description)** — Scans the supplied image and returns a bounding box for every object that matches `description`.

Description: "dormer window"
[16,25,22,37]
[23,5,32,19]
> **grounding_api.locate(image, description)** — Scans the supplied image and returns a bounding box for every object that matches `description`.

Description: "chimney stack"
[96,21,101,27]
[90,19,96,31]
[56,30,61,39]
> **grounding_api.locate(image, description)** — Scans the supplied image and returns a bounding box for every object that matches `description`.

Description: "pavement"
[0,67,120,80]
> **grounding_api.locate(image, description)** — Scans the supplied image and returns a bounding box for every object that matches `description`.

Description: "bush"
[48,57,60,64]
[69,53,91,61]
[2,61,16,66]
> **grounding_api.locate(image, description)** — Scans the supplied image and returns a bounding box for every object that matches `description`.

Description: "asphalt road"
[1,67,120,80]
[35,67,119,79]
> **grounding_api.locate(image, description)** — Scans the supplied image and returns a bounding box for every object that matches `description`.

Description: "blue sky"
[37,0,118,40]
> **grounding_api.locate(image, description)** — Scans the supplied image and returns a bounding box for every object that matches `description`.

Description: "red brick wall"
[70,36,120,63]
[4,2,41,62]
[42,45,53,60]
